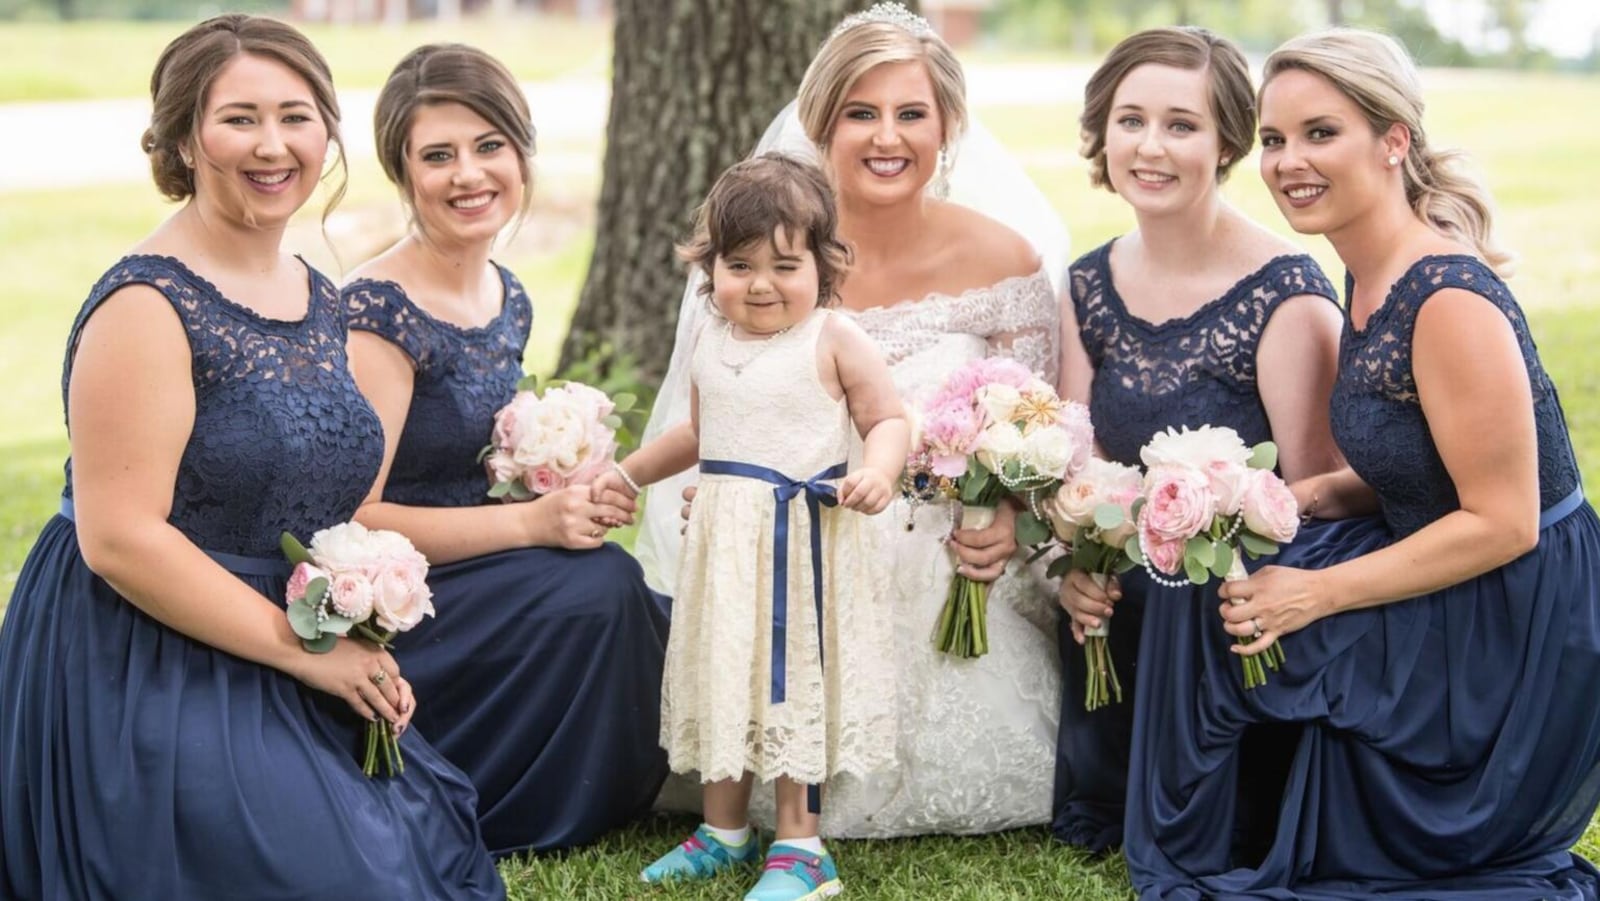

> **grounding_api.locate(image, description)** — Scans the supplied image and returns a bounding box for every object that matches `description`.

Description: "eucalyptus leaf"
[1240,531,1278,557]
[613,393,636,412]
[1046,556,1075,580]
[1185,556,1209,585]
[1124,535,1145,565]
[514,374,539,392]
[1072,542,1100,572]
[302,632,339,654]
[286,599,321,641]
[319,613,354,636]
[279,532,313,566]
[508,481,534,501]
[1249,441,1280,472]
[1186,536,1215,568]
[487,481,512,499]
[1209,541,1234,579]
[305,577,328,609]
[476,444,494,463]
[1093,503,1125,530]
[1130,496,1146,520]
[1014,512,1051,548]
[602,414,623,429]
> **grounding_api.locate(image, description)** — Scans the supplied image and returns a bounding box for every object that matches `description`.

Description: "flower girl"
[592,153,907,901]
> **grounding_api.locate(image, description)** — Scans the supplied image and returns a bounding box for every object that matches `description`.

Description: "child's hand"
[837,468,893,514]
[589,466,636,504]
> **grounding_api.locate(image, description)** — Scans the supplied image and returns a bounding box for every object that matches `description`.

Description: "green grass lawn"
[1,44,1598,898]
[0,15,610,103]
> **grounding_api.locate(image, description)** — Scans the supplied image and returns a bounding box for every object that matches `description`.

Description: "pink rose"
[286,561,326,603]
[1139,517,1188,575]
[1240,468,1300,544]
[1140,465,1215,542]
[371,563,434,633]
[1204,459,1250,516]
[328,572,375,621]
[523,465,561,496]
[1101,484,1141,547]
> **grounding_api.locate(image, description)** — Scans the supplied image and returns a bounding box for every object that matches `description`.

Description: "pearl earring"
[1387,155,1399,167]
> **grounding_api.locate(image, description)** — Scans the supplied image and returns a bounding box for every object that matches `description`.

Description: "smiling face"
[1258,68,1402,237]
[711,226,821,337]
[190,52,328,229]
[824,60,943,208]
[1102,63,1225,218]
[403,101,523,247]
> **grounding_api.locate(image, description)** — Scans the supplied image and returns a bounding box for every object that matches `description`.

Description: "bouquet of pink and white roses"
[1132,425,1301,688]
[480,376,636,500]
[281,523,435,777]
[906,356,1094,658]
[1043,457,1143,710]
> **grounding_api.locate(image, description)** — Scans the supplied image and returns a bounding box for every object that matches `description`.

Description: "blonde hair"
[796,20,967,153]
[1263,29,1512,274]
[142,14,345,216]
[1079,26,1256,191]
[374,43,537,228]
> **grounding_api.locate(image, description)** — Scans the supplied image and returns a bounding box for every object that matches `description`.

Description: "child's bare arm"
[592,389,701,501]
[826,315,908,513]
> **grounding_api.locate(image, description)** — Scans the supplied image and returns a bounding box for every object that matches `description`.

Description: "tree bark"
[560,0,899,384]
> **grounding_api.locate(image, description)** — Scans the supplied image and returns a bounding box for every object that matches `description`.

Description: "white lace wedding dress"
[743,266,1064,837]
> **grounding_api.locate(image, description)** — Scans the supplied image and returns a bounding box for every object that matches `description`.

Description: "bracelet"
[1300,490,1321,524]
[612,461,642,497]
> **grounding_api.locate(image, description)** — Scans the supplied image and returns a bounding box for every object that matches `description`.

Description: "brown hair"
[680,153,853,306]
[374,43,537,226]
[142,14,345,212]
[1079,26,1255,191]
[1263,29,1512,274]
[797,19,967,153]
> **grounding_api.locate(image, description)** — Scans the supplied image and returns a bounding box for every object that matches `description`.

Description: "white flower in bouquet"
[976,383,1023,425]
[1141,424,1253,514]
[975,420,1026,473]
[1020,424,1080,481]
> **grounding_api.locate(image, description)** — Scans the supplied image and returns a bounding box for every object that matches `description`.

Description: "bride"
[637,2,1070,836]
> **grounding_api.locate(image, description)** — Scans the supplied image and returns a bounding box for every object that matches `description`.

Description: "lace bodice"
[1333,255,1580,537]
[342,266,533,509]
[692,310,851,474]
[847,266,1060,387]
[59,255,383,557]
[1072,241,1338,466]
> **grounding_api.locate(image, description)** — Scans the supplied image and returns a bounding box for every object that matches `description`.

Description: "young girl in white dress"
[591,153,908,901]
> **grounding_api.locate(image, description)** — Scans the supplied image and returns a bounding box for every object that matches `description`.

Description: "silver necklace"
[718,320,791,375]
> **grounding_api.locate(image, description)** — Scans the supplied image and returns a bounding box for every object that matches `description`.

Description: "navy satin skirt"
[1126,499,1600,900]
[397,541,670,856]
[0,515,505,900]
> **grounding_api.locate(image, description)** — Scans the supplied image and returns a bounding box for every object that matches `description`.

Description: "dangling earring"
[931,146,951,200]
[1387,154,1400,167]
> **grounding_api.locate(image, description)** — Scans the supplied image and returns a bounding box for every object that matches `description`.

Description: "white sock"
[772,836,825,855]
[704,822,752,847]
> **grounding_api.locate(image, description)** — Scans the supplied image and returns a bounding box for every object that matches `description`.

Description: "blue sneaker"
[640,825,760,884]
[743,844,843,901]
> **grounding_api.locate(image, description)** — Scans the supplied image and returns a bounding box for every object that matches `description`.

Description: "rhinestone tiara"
[829,1,936,42]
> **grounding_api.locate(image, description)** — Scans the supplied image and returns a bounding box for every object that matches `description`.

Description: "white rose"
[1020,425,1078,480]
[1140,425,1252,473]
[975,422,1025,473]
[308,521,375,574]
[976,384,1023,426]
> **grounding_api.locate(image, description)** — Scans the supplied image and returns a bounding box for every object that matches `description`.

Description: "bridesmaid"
[1051,26,1343,855]
[0,16,502,900]
[1126,28,1600,899]
[342,43,669,856]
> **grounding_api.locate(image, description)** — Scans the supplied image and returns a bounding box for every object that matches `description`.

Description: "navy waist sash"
[58,497,294,580]
[1540,486,1585,530]
[698,460,847,705]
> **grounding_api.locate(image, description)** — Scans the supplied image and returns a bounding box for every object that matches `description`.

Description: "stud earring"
[1387,155,1399,167]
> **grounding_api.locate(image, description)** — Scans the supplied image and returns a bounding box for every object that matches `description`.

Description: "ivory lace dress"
[664,309,896,787]
[749,267,1064,836]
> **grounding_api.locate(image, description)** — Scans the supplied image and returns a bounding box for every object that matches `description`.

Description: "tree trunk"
[559,0,898,384]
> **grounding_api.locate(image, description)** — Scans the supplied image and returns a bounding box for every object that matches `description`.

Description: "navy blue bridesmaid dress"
[1125,255,1600,899]
[343,267,669,857]
[1053,240,1337,853]
[0,256,504,900]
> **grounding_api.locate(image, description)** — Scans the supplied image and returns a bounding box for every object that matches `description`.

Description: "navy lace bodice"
[342,265,532,509]
[1333,255,1580,537]
[1072,240,1339,466]
[60,255,383,557]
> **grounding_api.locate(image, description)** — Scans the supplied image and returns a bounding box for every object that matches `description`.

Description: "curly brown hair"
[679,152,853,307]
